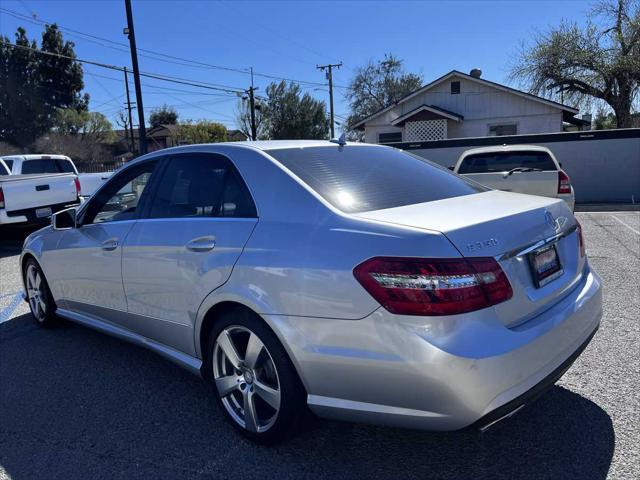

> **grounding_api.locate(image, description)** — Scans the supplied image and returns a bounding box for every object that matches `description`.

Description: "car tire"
[23,258,58,327]
[203,307,307,444]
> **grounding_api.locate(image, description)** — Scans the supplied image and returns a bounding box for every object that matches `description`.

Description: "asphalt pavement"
[1,212,638,480]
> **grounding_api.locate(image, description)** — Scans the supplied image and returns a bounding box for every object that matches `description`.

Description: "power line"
[82,69,236,97]
[0,6,346,89]
[0,40,246,94]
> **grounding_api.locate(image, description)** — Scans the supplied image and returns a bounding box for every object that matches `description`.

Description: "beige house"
[353,69,589,144]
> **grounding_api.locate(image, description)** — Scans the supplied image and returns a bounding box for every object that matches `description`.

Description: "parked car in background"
[0,161,80,226]
[452,145,575,210]
[21,141,600,444]
[1,154,111,199]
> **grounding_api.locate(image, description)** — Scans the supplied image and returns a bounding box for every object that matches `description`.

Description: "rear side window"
[266,146,485,213]
[0,162,9,175]
[55,159,75,173]
[458,151,557,174]
[148,153,256,219]
[21,158,74,174]
[3,159,13,173]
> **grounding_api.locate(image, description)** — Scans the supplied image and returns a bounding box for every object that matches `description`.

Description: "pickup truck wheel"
[24,259,57,327]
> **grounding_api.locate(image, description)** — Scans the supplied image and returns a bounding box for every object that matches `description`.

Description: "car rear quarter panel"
[193,145,463,357]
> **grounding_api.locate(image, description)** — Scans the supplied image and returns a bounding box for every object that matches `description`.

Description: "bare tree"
[234,98,265,140]
[115,110,133,152]
[510,0,640,127]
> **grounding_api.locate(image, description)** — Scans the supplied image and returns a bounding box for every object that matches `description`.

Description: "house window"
[378,132,402,144]
[488,124,517,136]
[450,81,460,94]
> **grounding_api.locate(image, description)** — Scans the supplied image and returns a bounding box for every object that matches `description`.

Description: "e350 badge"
[466,238,499,252]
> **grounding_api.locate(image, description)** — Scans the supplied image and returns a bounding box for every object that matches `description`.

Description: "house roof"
[352,70,580,129]
[390,105,463,125]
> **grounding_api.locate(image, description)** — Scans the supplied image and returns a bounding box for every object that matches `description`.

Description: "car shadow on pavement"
[0,226,36,258]
[0,314,614,480]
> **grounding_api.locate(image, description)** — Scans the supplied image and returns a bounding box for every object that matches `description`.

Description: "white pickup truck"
[452,145,575,211]
[1,154,111,198]
[0,156,81,226]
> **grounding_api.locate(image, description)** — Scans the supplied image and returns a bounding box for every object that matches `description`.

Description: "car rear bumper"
[265,264,602,431]
[0,201,79,225]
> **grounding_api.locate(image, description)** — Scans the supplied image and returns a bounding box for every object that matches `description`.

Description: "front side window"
[82,161,157,224]
[458,151,557,174]
[148,153,256,219]
[266,146,485,213]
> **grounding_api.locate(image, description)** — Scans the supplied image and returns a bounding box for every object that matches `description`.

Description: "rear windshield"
[266,146,485,213]
[21,158,75,174]
[458,151,557,174]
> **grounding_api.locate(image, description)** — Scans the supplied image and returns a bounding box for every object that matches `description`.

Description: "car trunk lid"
[354,190,584,327]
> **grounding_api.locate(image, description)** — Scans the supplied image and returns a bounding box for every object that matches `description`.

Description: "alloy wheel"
[26,264,47,322]
[213,326,282,433]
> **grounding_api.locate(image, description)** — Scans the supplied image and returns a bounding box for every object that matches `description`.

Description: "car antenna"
[330,132,347,146]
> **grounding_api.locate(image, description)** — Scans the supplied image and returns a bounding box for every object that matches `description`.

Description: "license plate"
[529,244,563,288]
[35,207,52,218]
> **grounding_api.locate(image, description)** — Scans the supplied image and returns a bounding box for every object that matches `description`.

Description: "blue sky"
[0,0,594,131]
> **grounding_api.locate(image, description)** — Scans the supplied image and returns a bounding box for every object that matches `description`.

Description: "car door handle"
[101,238,119,251]
[185,236,216,252]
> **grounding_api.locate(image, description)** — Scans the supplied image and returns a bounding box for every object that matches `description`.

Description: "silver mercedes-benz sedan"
[20,140,602,443]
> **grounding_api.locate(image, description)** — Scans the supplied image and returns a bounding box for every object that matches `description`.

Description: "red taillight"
[353,257,513,316]
[558,170,571,194]
[576,221,586,257]
[0,187,4,209]
[74,177,81,197]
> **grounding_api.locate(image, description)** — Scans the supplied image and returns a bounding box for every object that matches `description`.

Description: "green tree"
[174,120,228,144]
[263,81,329,139]
[0,28,40,148]
[53,108,114,144]
[0,25,87,147]
[510,0,639,128]
[346,54,423,134]
[149,104,178,128]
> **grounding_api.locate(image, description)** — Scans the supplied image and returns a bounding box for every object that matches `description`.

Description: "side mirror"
[52,207,77,230]
[448,165,455,171]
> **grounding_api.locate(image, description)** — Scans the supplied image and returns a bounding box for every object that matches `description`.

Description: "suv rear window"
[266,146,485,213]
[21,158,75,174]
[458,151,557,174]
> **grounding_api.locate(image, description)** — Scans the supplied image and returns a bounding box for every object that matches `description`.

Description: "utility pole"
[247,67,257,141]
[316,62,342,138]
[124,0,147,155]
[123,67,136,154]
